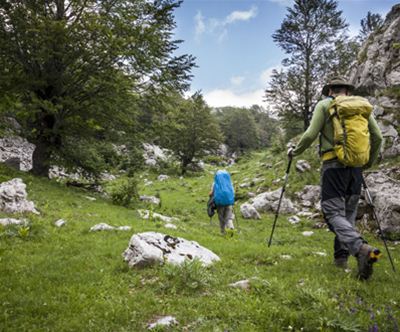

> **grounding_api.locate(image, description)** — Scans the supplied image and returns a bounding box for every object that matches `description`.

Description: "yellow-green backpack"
[328,95,373,167]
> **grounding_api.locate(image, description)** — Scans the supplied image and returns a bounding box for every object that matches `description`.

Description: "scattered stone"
[116,226,132,231]
[90,223,131,231]
[123,232,220,267]
[138,210,179,223]
[250,188,296,214]
[157,174,169,181]
[85,196,96,201]
[302,231,314,237]
[139,195,160,205]
[90,223,115,231]
[313,251,327,257]
[296,185,320,210]
[280,255,292,260]
[297,211,314,218]
[164,223,177,229]
[147,316,178,330]
[0,178,39,214]
[229,279,251,291]
[0,218,28,226]
[239,182,251,188]
[143,143,171,168]
[296,160,312,173]
[143,180,153,186]
[240,203,261,220]
[247,192,256,198]
[54,219,66,227]
[288,216,300,224]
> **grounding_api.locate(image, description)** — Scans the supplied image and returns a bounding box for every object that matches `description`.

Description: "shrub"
[160,259,214,294]
[109,177,139,207]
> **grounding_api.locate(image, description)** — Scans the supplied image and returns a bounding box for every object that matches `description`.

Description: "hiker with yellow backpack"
[288,77,383,280]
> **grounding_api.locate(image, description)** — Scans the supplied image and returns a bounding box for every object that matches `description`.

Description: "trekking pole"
[268,154,293,247]
[233,205,241,233]
[362,176,396,272]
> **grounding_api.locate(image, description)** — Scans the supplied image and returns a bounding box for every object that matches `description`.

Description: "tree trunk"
[31,140,51,177]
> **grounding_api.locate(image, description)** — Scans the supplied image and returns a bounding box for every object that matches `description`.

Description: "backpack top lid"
[213,170,235,206]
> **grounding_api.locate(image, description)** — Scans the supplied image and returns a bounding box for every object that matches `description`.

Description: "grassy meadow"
[0,150,399,332]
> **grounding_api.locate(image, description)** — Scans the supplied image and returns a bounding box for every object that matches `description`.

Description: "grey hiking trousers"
[217,205,234,234]
[321,160,365,258]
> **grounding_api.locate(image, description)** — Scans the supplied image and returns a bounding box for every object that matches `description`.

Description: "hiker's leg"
[321,164,363,256]
[224,205,234,230]
[217,206,225,234]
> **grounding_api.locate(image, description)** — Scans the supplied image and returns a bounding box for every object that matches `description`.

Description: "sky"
[173,0,399,108]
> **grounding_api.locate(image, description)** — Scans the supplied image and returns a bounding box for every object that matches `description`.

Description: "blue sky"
[173,0,399,108]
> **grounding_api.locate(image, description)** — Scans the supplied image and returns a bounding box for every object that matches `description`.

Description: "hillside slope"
[0,151,399,331]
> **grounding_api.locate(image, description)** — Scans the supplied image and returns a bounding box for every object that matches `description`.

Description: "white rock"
[157,174,169,181]
[296,160,312,173]
[240,203,261,219]
[116,226,132,231]
[90,223,115,231]
[0,178,39,214]
[314,251,327,257]
[0,218,27,226]
[123,232,220,267]
[138,210,179,223]
[85,196,96,201]
[164,223,177,229]
[54,219,66,227]
[139,195,160,205]
[239,182,251,188]
[302,231,314,237]
[250,188,296,214]
[288,216,300,224]
[229,279,251,290]
[0,136,35,171]
[148,316,178,330]
[280,255,292,260]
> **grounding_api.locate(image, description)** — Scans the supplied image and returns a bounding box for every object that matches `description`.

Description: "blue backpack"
[213,170,235,206]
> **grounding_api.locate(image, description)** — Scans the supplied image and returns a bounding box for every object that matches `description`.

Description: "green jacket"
[292,97,383,168]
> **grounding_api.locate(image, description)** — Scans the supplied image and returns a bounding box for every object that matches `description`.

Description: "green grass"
[0,152,399,332]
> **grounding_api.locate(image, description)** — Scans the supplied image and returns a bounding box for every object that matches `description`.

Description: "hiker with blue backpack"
[288,77,384,280]
[209,170,235,235]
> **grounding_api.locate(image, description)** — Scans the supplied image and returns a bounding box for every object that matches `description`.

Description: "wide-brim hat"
[322,76,355,96]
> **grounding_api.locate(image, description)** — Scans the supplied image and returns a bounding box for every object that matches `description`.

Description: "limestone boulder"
[250,188,296,214]
[0,178,38,214]
[240,203,261,220]
[123,232,220,267]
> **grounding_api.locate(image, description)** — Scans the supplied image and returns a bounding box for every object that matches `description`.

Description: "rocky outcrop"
[0,137,34,171]
[123,232,220,267]
[363,168,400,239]
[349,4,400,157]
[142,143,172,168]
[0,178,38,214]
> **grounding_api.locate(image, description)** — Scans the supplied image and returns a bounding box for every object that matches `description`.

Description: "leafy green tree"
[162,93,222,174]
[267,0,348,131]
[0,0,195,176]
[218,107,259,153]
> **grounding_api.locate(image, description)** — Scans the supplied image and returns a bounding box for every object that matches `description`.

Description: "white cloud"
[195,11,206,39]
[230,76,245,86]
[194,6,258,42]
[204,89,266,108]
[259,65,282,85]
[225,6,258,24]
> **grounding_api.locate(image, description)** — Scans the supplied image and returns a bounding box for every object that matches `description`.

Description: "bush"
[109,177,139,207]
[160,259,214,294]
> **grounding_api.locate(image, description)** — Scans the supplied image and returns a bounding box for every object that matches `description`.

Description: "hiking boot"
[356,244,381,280]
[334,256,348,269]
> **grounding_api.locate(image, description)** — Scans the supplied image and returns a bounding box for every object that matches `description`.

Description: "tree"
[216,107,259,153]
[0,0,195,176]
[267,0,348,131]
[359,11,383,42]
[162,93,222,174]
